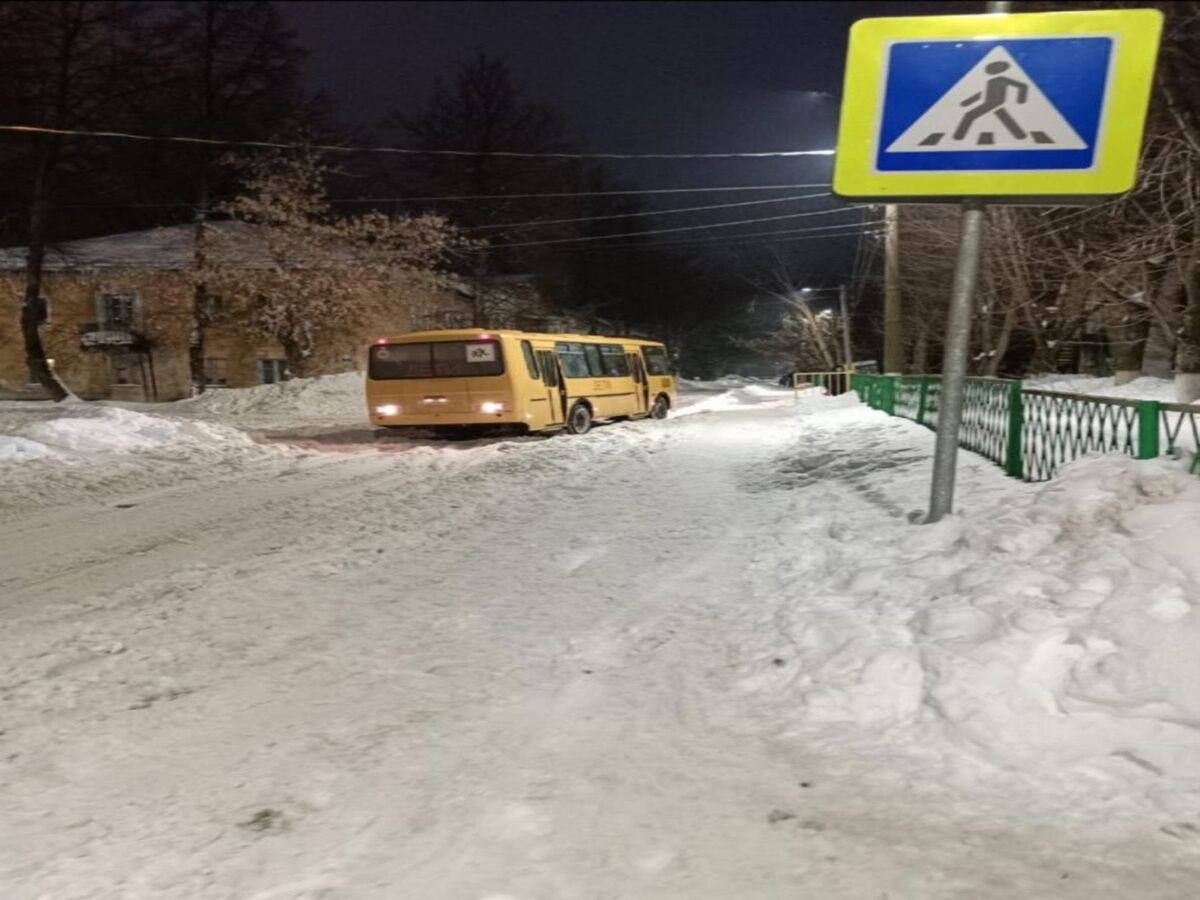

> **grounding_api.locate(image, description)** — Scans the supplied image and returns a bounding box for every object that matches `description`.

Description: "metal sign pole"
[926,200,986,522]
[925,0,1011,523]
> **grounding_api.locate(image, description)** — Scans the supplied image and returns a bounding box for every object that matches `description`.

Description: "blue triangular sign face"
[886,47,1086,152]
[875,36,1113,173]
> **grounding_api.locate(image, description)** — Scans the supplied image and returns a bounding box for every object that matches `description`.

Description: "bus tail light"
[478,401,505,414]
[374,404,399,416]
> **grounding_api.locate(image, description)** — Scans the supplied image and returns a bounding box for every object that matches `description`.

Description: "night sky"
[280,1,965,291]
[282,1,961,192]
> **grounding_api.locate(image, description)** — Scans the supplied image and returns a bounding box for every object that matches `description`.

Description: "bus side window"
[599,344,630,377]
[627,354,642,382]
[521,340,539,379]
[643,345,671,376]
[583,344,605,377]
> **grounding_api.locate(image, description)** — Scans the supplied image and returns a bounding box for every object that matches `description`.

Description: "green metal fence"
[1163,403,1200,474]
[851,373,1200,482]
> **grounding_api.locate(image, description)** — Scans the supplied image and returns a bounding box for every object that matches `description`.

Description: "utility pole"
[883,204,904,374]
[838,283,853,370]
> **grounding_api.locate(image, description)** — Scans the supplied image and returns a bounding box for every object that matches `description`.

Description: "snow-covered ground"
[3,377,1200,899]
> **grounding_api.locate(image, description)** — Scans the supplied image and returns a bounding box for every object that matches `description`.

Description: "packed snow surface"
[3,376,1200,898]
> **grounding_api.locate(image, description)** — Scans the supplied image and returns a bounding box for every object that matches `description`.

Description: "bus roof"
[373,328,666,347]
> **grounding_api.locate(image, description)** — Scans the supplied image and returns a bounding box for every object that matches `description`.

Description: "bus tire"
[650,395,670,419]
[566,402,593,435]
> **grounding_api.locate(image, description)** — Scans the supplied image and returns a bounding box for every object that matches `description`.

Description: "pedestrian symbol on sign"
[953,61,1030,142]
[886,47,1087,153]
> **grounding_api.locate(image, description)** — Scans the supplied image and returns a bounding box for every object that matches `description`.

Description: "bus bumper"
[368,409,528,428]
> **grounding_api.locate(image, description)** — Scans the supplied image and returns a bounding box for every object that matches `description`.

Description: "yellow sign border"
[833,9,1163,201]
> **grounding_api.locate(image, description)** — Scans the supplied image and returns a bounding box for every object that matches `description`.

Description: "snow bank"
[0,403,277,512]
[919,460,1200,777]
[731,439,1200,809]
[15,405,248,454]
[0,435,60,461]
[674,382,799,417]
[18,405,251,455]
[183,371,366,429]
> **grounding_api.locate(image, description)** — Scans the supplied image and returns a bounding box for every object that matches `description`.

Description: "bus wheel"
[567,402,593,435]
[650,395,670,419]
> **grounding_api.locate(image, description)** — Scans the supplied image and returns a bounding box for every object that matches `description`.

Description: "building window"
[112,353,143,386]
[257,358,288,385]
[204,294,226,318]
[203,357,228,386]
[96,290,140,329]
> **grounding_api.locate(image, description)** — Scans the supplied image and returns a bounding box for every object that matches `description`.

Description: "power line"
[586,228,886,254]
[467,191,832,233]
[0,182,839,211]
[0,222,880,268]
[496,206,859,249]
[331,182,832,203]
[0,124,836,160]
[574,221,883,252]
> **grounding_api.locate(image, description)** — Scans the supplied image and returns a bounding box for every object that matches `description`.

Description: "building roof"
[0,222,282,272]
[375,328,664,345]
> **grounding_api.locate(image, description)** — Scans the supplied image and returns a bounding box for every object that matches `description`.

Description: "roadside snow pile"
[5,404,250,457]
[0,435,60,461]
[732,445,1200,811]
[184,371,365,429]
[0,403,284,513]
[918,459,1200,777]
[1028,374,1179,404]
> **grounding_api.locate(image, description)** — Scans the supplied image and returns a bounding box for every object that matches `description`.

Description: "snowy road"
[4,386,1200,898]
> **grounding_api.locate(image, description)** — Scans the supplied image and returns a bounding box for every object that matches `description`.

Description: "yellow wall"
[1,271,193,400]
[0,269,543,401]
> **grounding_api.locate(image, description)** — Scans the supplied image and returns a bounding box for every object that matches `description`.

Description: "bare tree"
[158,1,305,394]
[0,1,170,400]
[209,150,461,376]
[396,53,572,324]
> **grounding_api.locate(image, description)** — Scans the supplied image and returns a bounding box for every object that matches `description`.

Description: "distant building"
[0,224,566,401]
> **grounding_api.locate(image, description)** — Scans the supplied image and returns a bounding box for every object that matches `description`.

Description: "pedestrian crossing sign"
[833,9,1163,203]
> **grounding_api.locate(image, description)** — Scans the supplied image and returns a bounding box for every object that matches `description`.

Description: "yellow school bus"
[365,329,677,435]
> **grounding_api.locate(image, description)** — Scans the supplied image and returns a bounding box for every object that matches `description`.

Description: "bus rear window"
[643,346,671,375]
[369,341,505,379]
